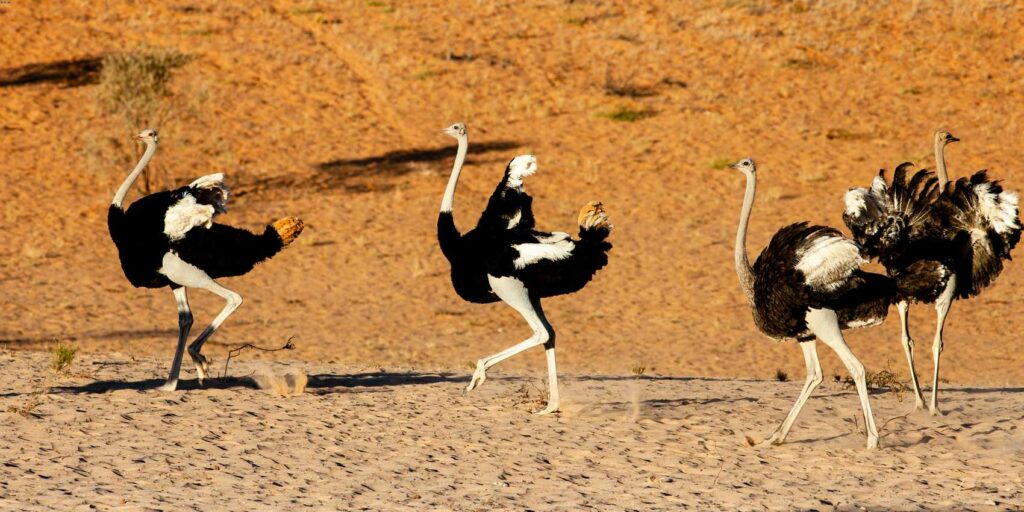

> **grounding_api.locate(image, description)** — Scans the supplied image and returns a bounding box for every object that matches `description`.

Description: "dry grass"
[598,105,655,122]
[50,342,75,374]
[835,362,912,401]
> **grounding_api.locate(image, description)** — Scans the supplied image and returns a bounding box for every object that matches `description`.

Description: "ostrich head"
[442,122,468,139]
[729,158,756,174]
[134,128,159,144]
[935,129,959,147]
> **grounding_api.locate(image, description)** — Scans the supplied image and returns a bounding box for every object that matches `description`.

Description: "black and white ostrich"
[729,158,895,449]
[436,122,613,415]
[843,130,1020,414]
[107,129,304,391]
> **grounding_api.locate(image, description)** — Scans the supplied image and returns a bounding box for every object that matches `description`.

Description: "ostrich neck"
[439,136,468,213]
[112,142,157,208]
[734,171,757,304]
[935,138,949,187]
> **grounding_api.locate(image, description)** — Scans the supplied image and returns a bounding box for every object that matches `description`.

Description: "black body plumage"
[108,182,286,289]
[751,222,894,340]
[437,158,612,304]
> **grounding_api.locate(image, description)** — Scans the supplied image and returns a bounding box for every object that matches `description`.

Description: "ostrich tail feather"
[271,217,304,246]
[578,201,612,240]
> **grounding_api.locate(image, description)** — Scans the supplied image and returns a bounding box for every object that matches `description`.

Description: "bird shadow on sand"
[307,371,468,391]
[44,371,470,395]
[239,140,521,195]
[50,376,258,394]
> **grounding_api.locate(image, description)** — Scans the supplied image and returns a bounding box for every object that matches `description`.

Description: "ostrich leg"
[466,276,557,413]
[806,308,879,449]
[762,340,823,446]
[158,287,193,391]
[930,276,956,416]
[897,301,927,410]
[187,281,243,384]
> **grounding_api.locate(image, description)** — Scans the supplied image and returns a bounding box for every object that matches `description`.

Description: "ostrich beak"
[948,135,960,143]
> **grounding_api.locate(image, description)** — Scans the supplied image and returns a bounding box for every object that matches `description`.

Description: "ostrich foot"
[189,350,211,385]
[533,401,559,415]
[155,380,179,392]
[929,405,942,417]
[912,397,926,411]
[758,431,786,447]
[464,363,487,394]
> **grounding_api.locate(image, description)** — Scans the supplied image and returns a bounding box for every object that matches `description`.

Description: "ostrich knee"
[179,311,193,331]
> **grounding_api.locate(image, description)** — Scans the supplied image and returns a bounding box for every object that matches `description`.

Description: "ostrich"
[107,128,304,391]
[436,122,613,415]
[843,130,1020,414]
[729,158,894,449]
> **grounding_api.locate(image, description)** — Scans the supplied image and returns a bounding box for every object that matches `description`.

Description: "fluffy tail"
[937,171,1020,297]
[573,200,613,276]
[270,217,304,246]
[517,202,612,298]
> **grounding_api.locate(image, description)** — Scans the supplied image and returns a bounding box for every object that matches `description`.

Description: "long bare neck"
[112,142,157,208]
[439,135,468,213]
[934,136,949,187]
[734,171,757,304]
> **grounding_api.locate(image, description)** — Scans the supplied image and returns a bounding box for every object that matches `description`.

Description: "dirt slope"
[2,1,1023,386]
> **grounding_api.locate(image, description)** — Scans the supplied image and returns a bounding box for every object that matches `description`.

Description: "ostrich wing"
[842,163,939,258]
[511,238,575,270]
[163,173,230,241]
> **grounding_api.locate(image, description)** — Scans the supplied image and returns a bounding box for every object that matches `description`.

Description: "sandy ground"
[1,351,1022,510]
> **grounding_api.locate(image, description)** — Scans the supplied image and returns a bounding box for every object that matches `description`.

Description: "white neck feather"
[440,135,468,213]
[734,170,757,304]
[112,141,157,208]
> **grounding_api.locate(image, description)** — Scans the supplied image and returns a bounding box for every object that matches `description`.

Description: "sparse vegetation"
[604,68,657,98]
[775,369,789,382]
[825,128,873,141]
[781,58,816,70]
[50,342,75,374]
[834,362,912,401]
[599,105,654,122]
[631,365,647,377]
[709,156,733,170]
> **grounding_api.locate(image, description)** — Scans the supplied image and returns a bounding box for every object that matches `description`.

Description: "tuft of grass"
[604,68,657,98]
[825,128,873,141]
[290,6,323,15]
[900,86,923,96]
[775,369,789,382]
[709,156,733,170]
[598,105,654,122]
[631,365,647,377]
[797,169,829,183]
[835,362,912,401]
[781,58,816,70]
[51,342,75,374]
